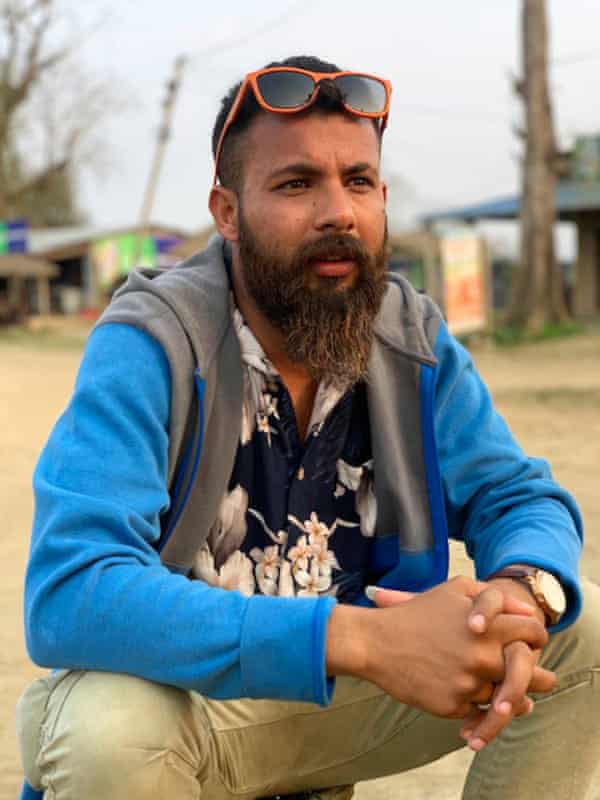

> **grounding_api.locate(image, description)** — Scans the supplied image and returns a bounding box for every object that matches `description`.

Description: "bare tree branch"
[2,4,20,86]
[3,157,67,204]
[0,0,126,224]
[6,4,72,114]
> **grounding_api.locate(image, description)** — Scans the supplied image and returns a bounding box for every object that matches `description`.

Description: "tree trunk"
[508,0,569,333]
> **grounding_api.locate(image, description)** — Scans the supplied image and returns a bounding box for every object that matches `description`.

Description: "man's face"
[233,111,388,385]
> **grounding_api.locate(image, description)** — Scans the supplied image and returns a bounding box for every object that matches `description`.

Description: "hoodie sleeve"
[433,321,583,630]
[25,322,335,705]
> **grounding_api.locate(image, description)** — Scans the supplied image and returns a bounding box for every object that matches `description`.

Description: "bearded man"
[17,56,600,800]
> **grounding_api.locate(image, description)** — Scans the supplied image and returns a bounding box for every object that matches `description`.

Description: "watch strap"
[488,566,538,580]
[487,566,563,625]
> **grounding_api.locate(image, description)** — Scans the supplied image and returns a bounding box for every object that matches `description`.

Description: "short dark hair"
[212,55,378,191]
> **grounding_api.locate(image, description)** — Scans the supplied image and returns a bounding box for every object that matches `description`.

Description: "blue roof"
[423,181,600,223]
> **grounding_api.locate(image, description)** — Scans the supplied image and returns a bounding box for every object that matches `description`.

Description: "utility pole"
[509,0,568,332]
[138,55,187,240]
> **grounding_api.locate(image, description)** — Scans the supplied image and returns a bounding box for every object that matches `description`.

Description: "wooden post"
[37,276,51,315]
[136,55,187,262]
[509,0,568,331]
[8,275,20,308]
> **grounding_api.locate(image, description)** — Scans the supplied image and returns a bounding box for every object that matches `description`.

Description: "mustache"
[297,234,370,267]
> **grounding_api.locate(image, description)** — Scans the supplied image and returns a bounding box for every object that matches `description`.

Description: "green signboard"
[91,234,158,289]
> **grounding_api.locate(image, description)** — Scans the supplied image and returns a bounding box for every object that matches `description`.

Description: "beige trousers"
[17,580,600,800]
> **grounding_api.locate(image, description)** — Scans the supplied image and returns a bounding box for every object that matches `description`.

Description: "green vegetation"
[0,326,87,351]
[490,320,586,347]
[458,319,587,349]
[494,386,600,408]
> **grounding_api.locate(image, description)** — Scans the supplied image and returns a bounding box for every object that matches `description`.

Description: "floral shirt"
[192,304,376,603]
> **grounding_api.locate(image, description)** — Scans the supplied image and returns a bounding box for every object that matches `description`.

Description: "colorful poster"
[91,234,157,289]
[440,234,487,336]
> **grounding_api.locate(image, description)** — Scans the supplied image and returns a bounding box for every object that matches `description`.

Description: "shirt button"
[297,466,305,480]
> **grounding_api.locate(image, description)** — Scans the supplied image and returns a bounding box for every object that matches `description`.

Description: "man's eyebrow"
[268,162,324,180]
[342,162,376,176]
[267,161,377,181]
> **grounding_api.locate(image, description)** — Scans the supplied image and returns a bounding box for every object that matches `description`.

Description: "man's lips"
[312,259,356,278]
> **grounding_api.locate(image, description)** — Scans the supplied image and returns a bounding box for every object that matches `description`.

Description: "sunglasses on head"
[213,66,392,185]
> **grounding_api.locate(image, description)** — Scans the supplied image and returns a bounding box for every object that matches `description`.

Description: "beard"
[237,212,388,387]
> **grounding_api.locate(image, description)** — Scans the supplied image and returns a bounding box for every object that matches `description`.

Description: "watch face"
[539,571,567,615]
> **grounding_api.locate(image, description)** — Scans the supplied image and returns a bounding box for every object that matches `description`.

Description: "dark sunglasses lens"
[256,71,316,109]
[334,76,387,113]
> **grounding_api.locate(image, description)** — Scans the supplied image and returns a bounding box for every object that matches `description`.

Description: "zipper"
[419,362,449,583]
[159,370,206,553]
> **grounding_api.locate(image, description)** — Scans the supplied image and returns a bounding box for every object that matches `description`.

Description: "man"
[17,55,600,800]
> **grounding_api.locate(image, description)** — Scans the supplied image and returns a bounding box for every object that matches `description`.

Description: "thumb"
[365,586,415,607]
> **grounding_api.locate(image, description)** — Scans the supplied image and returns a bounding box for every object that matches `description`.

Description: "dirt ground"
[1,321,599,800]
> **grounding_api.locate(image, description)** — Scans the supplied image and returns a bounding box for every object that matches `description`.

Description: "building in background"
[0,219,28,254]
[168,225,215,261]
[0,220,59,321]
[388,230,490,336]
[0,254,58,322]
[423,134,600,319]
[29,223,188,313]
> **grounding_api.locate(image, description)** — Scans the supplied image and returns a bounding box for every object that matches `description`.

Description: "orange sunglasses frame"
[212,66,392,185]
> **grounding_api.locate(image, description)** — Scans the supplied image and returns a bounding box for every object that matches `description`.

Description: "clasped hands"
[366,575,555,752]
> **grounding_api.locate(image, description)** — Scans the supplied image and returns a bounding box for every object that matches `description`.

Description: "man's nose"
[313,181,357,232]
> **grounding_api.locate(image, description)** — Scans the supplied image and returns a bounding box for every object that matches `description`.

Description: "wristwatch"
[487,566,567,626]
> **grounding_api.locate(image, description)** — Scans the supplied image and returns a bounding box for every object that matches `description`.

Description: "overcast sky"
[74,0,600,242]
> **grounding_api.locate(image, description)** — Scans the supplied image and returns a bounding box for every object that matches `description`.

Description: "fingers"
[461,641,550,751]
[529,661,557,694]
[468,587,537,634]
[488,613,548,651]
[460,694,534,743]
[370,580,538,625]
[369,577,487,609]
[366,586,415,608]
[470,682,496,707]
[446,575,490,600]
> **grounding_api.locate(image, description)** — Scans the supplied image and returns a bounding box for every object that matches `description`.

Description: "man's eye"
[349,176,372,187]
[279,179,308,190]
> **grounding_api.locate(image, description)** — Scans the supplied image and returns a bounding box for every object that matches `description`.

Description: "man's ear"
[209,186,239,241]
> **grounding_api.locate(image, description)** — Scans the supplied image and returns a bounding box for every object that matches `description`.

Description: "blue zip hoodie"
[24,317,583,708]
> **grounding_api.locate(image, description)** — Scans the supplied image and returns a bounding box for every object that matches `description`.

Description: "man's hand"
[456,577,556,751]
[326,576,549,726]
[362,578,556,751]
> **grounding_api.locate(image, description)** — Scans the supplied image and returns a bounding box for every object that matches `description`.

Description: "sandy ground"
[1,321,599,800]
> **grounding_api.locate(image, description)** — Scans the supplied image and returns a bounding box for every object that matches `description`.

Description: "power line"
[134,1,314,233]
[551,48,600,67]
[187,0,316,65]
[396,102,507,123]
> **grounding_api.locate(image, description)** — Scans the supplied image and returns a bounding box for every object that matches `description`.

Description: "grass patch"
[490,320,586,347]
[494,387,600,408]
[0,325,87,351]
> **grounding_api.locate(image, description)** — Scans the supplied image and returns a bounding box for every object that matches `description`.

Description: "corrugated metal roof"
[28,222,191,259]
[423,181,600,223]
[29,226,105,254]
